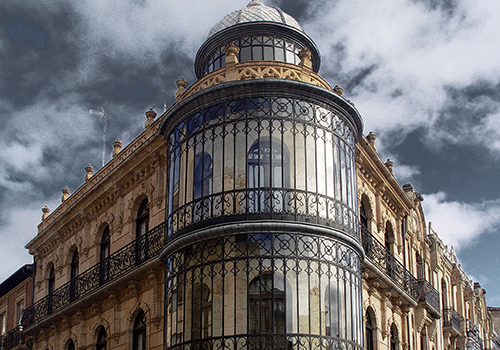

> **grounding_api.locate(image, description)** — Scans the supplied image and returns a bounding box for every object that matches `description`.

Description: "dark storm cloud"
[344,64,379,92]
[0,3,82,107]
[432,80,500,144]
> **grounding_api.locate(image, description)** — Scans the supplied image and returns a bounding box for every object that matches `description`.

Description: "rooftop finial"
[248,0,263,6]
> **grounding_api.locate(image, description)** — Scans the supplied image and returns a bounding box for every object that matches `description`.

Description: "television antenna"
[89,107,108,167]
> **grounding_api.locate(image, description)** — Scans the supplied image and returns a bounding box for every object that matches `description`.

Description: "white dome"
[208,0,303,37]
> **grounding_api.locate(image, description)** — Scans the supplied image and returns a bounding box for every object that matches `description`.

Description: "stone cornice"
[356,135,414,214]
[26,119,166,254]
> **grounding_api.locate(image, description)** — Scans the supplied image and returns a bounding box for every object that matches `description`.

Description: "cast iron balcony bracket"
[22,222,165,329]
[417,279,441,318]
[360,225,420,302]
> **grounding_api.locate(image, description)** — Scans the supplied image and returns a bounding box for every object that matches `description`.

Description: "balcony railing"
[22,222,165,329]
[1,335,6,350]
[417,279,440,318]
[6,326,24,350]
[443,307,461,334]
[360,225,420,301]
[467,319,483,347]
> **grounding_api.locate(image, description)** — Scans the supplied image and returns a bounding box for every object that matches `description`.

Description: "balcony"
[6,326,24,350]
[360,225,420,302]
[443,307,461,335]
[22,222,165,329]
[417,279,441,318]
[467,319,483,350]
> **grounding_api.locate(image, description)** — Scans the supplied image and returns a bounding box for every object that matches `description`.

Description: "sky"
[0,0,499,305]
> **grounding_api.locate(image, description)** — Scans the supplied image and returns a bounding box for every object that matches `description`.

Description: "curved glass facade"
[203,35,303,75]
[165,232,363,350]
[166,96,359,239]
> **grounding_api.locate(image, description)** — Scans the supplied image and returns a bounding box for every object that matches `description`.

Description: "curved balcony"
[22,223,165,329]
[360,225,420,303]
[162,86,362,247]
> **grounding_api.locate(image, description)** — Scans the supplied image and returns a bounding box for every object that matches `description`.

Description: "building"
[0,264,33,350]
[15,1,497,350]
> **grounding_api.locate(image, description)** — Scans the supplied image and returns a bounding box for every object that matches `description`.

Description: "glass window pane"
[253,45,262,60]
[240,46,251,61]
[264,46,273,60]
[275,47,285,62]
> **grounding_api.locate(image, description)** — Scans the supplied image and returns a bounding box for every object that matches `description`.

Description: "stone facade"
[0,264,33,350]
[357,134,498,350]
[5,2,497,350]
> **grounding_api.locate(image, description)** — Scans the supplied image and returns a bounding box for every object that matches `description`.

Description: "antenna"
[164,101,167,113]
[89,107,108,167]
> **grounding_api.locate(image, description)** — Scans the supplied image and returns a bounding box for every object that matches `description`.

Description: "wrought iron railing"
[417,279,440,317]
[22,223,165,328]
[360,225,420,301]
[6,326,24,350]
[169,189,359,240]
[1,335,6,350]
[443,307,461,333]
[467,319,483,347]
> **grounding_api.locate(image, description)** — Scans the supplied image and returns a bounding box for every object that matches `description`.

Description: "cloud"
[0,206,43,281]
[296,0,500,152]
[423,192,500,250]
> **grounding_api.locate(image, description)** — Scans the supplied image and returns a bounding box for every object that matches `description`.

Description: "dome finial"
[247,0,263,6]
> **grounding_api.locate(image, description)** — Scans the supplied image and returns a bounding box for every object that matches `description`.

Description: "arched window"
[100,226,111,285]
[365,310,375,350]
[96,327,106,350]
[247,138,290,213]
[136,199,150,264]
[100,226,110,261]
[136,199,149,238]
[70,250,79,301]
[191,283,211,340]
[194,152,212,199]
[416,252,423,279]
[249,274,286,333]
[48,266,55,313]
[67,339,75,350]
[385,222,394,254]
[248,138,290,189]
[133,310,146,350]
[441,279,447,310]
[248,273,289,349]
[390,324,398,350]
[360,202,368,228]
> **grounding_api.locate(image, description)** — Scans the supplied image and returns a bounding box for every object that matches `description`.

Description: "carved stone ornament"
[333,85,344,96]
[112,138,123,157]
[225,42,240,64]
[144,108,157,129]
[41,205,50,221]
[385,159,394,175]
[85,164,94,182]
[175,77,188,102]
[366,131,377,149]
[298,48,312,68]
[61,186,70,202]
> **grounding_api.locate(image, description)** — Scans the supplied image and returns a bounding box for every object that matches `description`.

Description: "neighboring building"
[0,264,33,350]
[14,2,498,350]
